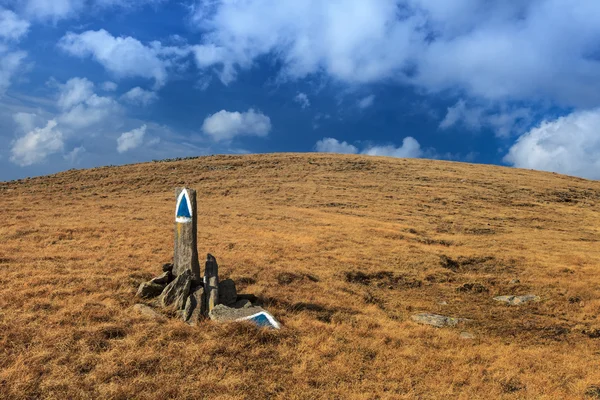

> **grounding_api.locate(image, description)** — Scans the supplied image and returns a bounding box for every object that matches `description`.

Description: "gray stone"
[160,269,192,310]
[204,254,219,313]
[493,295,539,305]
[209,304,280,329]
[218,279,237,306]
[132,304,165,320]
[150,271,172,285]
[136,282,165,299]
[411,313,466,328]
[460,331,475,340]
[173,188,201,283]
[209,304,266,322]
[183,286,205,325]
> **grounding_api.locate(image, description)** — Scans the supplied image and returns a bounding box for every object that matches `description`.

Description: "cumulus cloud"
[59,29,173,87]
[117,124,146,153]
[363,137,423,158]
[0,8,30,40]
[13,112,44,133]
[314,136,423,159]
[10,119,64,166]
[22,0,84,21]
[0,8,29,96]
[504,109,600,180]
[121,86,158,106]
[201,109,271,142]
[358,95,375,109]
[0,47,26,95]
[8,76,126,166]
[294,92,310,109]
[440,100,531,138]
[189,0,600,107]
[19,0,162,21]
[63,145,85,164]
[58,94,121,129]
[57,77,95,110]
[314,137,357,154]
[101,81,117,91]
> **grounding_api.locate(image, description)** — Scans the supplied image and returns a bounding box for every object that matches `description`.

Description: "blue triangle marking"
[177,193,191,218]
[247,313,275,328]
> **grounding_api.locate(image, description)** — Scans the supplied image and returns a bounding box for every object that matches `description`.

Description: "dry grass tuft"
[1,153,600,399]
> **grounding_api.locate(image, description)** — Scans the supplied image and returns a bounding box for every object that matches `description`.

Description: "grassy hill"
[1,153,599,399]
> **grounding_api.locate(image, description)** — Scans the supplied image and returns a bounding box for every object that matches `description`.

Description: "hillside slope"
[1,153,599,399]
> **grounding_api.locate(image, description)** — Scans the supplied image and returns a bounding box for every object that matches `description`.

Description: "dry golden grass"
[1,153,600,399]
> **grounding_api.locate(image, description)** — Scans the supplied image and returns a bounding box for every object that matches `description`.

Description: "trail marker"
[237,311,281,329]
[173,187,201,283]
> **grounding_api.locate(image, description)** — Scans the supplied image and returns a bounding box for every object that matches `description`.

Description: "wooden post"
[204,254,219,314]
[173,188,201,284]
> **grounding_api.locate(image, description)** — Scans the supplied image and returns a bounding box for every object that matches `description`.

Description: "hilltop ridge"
[1,153,599,399]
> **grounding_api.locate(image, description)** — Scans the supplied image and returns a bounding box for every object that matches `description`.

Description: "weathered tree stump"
[173,188,201,284]
[204,254,219,314]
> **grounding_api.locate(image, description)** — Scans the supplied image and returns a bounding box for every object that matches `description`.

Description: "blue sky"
[1,0,600,181]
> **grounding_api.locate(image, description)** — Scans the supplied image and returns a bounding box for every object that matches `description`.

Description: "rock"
[493,295,539,305]
[136,282,165,299]
[209,304,261,321]
[132,304,165,320]
[150,271,172,285]
[204,254,219,313]
[509,278,520,284]
[460,331,475,340]
[162,263,174,273]
[233,299,252,309]
[183,286,205,325]
[438,301,448,306]
[411,313,466,328]
[173,188,201,283]
[160,269,192,310]
[209,304,280,329]
[218,279,237,306]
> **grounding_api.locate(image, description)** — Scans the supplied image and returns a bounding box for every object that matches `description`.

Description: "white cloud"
[121,86,158,106]
[0,8,30,40]
[358,95,375,109]
[22,0,84,21]
[19,0,162,21]
[294,92,310,109]
[504,109,600,180]
[10,119,64,166]
[202,109,271,142]
[59,29,173,87]
[0,48,26,95]
[57,77,95,110]
[315,136,424,159]
[0,9,29,96]
[440,99,531,137]
[189,1,600,107]
[314,137,357,154]
[58,93,121,129]
[13,111,43,133]
[362,137,423,158]
[63,145,85,164]
[101,81,117,91]
[117,124,146,153]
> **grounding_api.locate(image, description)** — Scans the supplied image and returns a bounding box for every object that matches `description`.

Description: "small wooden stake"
[204,253,219,314]
[173,187,201,283]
